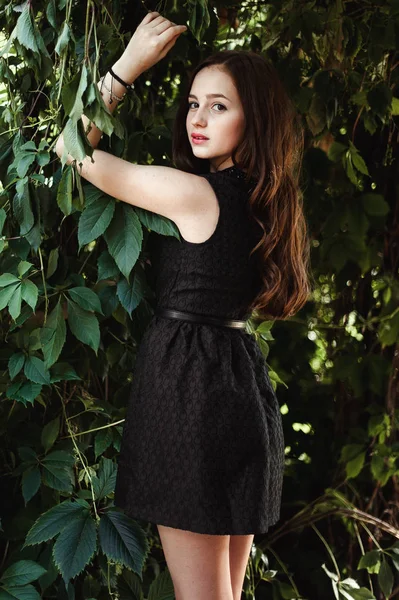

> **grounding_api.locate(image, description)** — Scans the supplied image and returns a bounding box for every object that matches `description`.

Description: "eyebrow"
[188,93,231,102]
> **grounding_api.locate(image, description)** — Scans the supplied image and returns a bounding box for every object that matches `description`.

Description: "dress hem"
[112,503,281,536]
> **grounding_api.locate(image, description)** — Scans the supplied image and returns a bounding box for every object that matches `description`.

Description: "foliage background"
[0,0,399,598]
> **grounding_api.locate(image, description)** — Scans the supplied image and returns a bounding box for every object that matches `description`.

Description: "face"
[186,66,246,173]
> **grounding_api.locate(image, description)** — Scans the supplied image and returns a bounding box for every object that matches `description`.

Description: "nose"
[190,106,207,128]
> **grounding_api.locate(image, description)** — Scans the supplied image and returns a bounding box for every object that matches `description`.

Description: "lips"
[191,133,209,140]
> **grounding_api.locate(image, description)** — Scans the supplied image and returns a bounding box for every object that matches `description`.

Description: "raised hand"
[120,11,187,76]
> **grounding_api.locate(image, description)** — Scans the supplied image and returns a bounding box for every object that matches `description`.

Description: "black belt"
[155,307,247,330]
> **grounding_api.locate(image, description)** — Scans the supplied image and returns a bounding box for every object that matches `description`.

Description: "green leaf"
[136,207,180,238]
[389,550,399,571]
[13,182,34,235]
[52,512,97,581]
[78,195,115,248]
[46,248,59,278]
[50,362,81,383]
[68,65,88,122]
[349,141,370,175]
[8,353,25,380]
[340,444,365,461]
[97,251,119,281]
[62,118,86,164]
[6,381,23,400]
[36,152,50,168]
[357,550,381,574]
[378,556,393,598]
[21,280,38,311]
[67,287,103,314]
[54,21,71,56]
[21,466,41,505]
[14,152,36,179]
[116,570,145,600]
[98,509,149,575]
[42,450,76,468]
[348,589,376,600]
[275,581,299,599]
[0,283,20,311]
[0,584,42,599]
[56,164,73,216]
[67,299,100,353]
[15,4,40,53]
[92,457,116,500]
[41,416,60,453]
[116,276,142,318]
[18,447,37,463]
[368,413,388,438]
[351,91,368,107]
[8,382,42,407]
[40,298,66,369]
[350,150,369,176]
[147,569,175,600]
[370,454,392,486]
[8,284,22,320]
[41,465,74,493]
[378,311,399,347]
[18,140,36,152]
[84,91,120,138]
[0,274,20,287]
[24,356,51,385]
[0,561,46,588]
[188,0,210,43]
[346,451,366,479]
[104,203,142,279]
[41,451,75,492]
[327,141,347,162]
[0,208,6,234]
[343,153,358,186]
[17,261,33,277]
[23,500,89,547]
[94,429,113,461]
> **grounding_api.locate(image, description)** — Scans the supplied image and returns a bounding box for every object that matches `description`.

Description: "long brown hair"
[172,50,313,321]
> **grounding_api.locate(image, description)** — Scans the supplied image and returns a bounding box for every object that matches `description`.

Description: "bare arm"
[52,13,206,225]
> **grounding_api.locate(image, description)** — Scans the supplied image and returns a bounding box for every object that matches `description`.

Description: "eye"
[187,101,226,112]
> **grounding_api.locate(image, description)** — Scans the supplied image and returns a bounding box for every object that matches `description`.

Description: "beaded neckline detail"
[218,166,247,179]
[216,165,258,185]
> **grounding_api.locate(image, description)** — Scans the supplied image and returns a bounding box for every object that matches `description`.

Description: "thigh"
[157,524,234,600]
[229,534,254,600]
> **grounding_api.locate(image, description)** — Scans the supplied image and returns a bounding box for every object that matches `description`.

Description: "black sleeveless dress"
[113,165,285,535]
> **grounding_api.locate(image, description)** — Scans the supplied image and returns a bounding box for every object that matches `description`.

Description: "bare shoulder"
[58,145,216,223]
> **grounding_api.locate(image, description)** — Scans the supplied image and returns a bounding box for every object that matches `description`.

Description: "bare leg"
[229,534,254,600]
[157,524,234,600]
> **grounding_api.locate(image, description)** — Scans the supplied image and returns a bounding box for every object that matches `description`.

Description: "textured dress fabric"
[113,166,286,535]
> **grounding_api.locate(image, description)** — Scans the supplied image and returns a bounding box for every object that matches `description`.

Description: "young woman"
[56,11,311,600]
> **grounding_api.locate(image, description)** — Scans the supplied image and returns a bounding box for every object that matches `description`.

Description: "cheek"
[225,115,245,142]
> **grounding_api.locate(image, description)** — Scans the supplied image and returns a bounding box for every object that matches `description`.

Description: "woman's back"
[149,165,263,321]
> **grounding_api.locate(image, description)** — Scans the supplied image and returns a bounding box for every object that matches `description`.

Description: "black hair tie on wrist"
[109,66,135,91]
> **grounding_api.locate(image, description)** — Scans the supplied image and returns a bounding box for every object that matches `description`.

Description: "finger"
[160,28,184,58]
[148,14,167,28]
[152,19,175,34]
[159,36,177,59]
[160,24,187,40]
[141,11,160,25]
